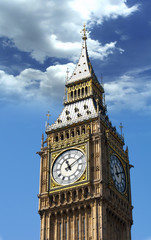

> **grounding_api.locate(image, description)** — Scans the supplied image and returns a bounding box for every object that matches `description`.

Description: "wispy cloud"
[105,66,151,114]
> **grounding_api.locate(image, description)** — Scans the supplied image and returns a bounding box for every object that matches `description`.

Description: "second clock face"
[110,154,126,193]
[52,149,86,185]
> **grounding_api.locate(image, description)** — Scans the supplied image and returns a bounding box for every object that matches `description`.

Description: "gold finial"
[46,111,51,125]
[119,122,123,136]
[41,133,44,149]
[81,24,88,40]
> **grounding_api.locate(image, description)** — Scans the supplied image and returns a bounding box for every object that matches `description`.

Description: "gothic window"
[85,86,88,95]
[71,91,73,99]
[84,187,88,198]
[66,132,69,139]
[61,134,64,140]
[71,130,74,137]
[82,127,85,134]
[77,129,80,135]
[82,88,84,96]
[61,193,65,204]
[78,189,82,200]
[55,135,58,142]
[74,90,77,99]
[72,190,76,201]
[78,89,80,97]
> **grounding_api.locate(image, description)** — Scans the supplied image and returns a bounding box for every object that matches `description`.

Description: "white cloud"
[0,63,75,104]
[0,0,139,62]
[104,68,151,114]
[1,63,151,114]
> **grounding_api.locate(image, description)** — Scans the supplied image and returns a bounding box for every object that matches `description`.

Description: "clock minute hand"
[70,155,83,168]
[116,171,124,176]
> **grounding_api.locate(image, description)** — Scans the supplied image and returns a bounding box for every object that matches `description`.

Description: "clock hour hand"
[65,160,71,171]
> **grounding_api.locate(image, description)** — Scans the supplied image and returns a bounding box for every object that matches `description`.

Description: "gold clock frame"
[49,142,90,193]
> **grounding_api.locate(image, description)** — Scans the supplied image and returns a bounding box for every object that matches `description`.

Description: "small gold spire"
[46,111,51,125]
[119,122,123,136]
[81,24,88,40]
[41,133,44,149]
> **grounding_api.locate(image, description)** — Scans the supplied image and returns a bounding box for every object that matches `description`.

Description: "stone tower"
[37,25,133,240]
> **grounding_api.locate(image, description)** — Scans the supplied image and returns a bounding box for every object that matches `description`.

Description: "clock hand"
[65,155,83,171]
[116,171,124,176]
[115,165,118,175]
[65,160,71,171]
[70,155,83,168]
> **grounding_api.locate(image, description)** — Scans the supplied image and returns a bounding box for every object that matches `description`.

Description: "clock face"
[52,149,86,186]
[110,154,126,193]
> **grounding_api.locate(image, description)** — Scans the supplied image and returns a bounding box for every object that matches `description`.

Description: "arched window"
[71,131,74,137]
[55,136,58,142]
[82,127,85,134]
[85,86,88,95]
[74,90,77,99]
[78,89,80,97]
[82,88,84,96]
[77,129,80,135]
[66,132,69,139]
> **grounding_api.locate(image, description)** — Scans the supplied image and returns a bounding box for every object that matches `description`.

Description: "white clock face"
[110,154,126,193]
[52,149,86,185]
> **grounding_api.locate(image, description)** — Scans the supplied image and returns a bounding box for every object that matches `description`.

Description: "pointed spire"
[66,24,96,84]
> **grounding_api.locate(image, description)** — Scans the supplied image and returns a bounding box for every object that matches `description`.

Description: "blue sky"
[0,0,151,239]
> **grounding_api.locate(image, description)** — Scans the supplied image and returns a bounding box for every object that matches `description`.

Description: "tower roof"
[66,25,96,85]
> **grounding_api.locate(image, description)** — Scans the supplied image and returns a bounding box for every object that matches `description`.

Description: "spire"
[66,24,96,84]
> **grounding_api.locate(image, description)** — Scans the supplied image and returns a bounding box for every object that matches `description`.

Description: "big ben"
[37,25,133,240]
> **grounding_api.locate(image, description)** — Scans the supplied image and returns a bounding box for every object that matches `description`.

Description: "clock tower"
[37,25,133,240]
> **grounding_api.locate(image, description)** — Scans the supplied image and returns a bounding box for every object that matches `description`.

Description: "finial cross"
[81,24,88,40]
